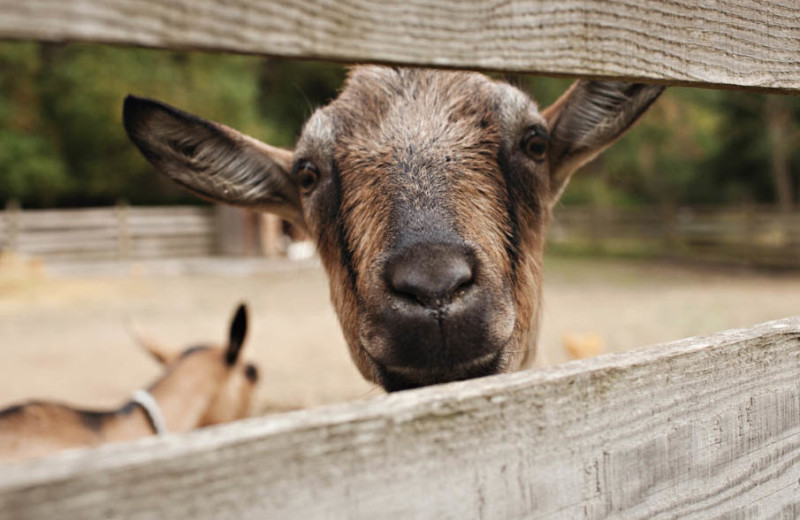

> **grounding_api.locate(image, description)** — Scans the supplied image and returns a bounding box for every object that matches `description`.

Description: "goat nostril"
[447,267,474,301]
[453,275,474,298]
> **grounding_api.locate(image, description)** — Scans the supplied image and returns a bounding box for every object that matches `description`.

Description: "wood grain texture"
[1,317,798,519]
[0,0,798,92]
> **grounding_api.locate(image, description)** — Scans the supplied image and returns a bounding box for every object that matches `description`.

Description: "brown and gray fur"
[123,67,663,392]
[0,304,259,463]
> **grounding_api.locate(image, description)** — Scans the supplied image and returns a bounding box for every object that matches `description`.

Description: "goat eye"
[521,129,548,161]
[294,162,319,193]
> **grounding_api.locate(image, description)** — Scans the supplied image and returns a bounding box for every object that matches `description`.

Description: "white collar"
[131,389,169,435]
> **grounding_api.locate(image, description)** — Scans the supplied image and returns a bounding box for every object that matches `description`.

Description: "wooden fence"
[0,318,798,519]
[0,1,798,519]
[550,206,800,269]
[3,203,799,268]
[1,0,798,93]
[0,203,217,262]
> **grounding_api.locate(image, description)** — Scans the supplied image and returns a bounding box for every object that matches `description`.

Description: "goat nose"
[387,244,475,307]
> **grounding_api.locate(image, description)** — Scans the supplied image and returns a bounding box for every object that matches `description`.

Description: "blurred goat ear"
[225,303,248,365]
[128,322,175,366]
[123,95,303,226]
[542,81,664,203]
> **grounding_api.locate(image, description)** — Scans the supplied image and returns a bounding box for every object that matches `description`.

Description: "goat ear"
[128,322,175,366]
[542,81,664,203]
[144,345,173,366]
[225,303,248,365]
[123,95,303,226]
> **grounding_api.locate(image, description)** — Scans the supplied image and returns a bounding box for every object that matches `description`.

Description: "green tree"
[0,43,69,206]
[37,44,269,206]
[0,42,276,207]
[0,43,797,210]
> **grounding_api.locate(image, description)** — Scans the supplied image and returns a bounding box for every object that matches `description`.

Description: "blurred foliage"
[513,75,800,209]
[0,42,274,207]
[0,42,797,209]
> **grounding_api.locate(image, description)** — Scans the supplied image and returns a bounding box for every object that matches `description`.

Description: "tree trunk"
[764,96,793,213]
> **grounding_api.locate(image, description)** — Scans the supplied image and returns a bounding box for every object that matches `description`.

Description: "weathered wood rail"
[1,1,798,518]
[0,204,217,262]
[4,203,800,267]
[1,0,799,93]
[0,318,798,519]
[550,205,800,269]
[0,204,295,262]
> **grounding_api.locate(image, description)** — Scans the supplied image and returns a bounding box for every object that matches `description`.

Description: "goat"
[123,67,663,392]
[0,304,258,463]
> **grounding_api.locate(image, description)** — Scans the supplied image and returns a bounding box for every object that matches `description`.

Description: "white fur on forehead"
[346,66,407,98]
[345,66,501,108]
[345,66,541,129]
[297,108,336,159]
[493,82,543,146]
[300,66,544,157]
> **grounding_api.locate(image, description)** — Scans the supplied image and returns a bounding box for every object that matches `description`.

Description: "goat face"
[123,67,662,391]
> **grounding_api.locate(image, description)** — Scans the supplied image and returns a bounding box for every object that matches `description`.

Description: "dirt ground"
[1,255,798,416]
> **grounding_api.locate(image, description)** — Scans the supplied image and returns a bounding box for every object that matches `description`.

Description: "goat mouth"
[375,350,504,392]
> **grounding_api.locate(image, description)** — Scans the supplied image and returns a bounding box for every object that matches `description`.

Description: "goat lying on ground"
[0,304,258,463]
[124,67,663,391]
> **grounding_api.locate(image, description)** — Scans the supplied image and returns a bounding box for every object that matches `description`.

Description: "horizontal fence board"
[1,205,218,262]
[0,318,798,519]
[16,229,119,243]
[127,225,216,236]
[13,209,118,230]
[18,250,211,262]
[128,217,214,226]
[0,0,798,92]
[130,239,214,253]
[549,206,800,268]
[16,240,118,255]
[127,210,215,221]
[12,239,213,258]
[129,249,211,259]
[29,251,122,263]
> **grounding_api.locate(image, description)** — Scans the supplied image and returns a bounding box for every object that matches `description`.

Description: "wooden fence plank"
[549,206,800,268]
[1,205,219,261]
[0,317,798,519]
[14,209,118,230]
[0,0,798,92]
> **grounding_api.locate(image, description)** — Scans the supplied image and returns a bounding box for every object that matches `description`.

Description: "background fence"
[550,205,800,269]
[3,203,800,268]
[0,203,217,262]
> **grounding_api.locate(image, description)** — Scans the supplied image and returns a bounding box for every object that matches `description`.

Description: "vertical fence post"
[116,200,131,259]
[4,199,20,253]
[215,204,253,256]
[660,204,677,257]
[260,213,282,258]
[589,205,601,253]
[743,203,756,267]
